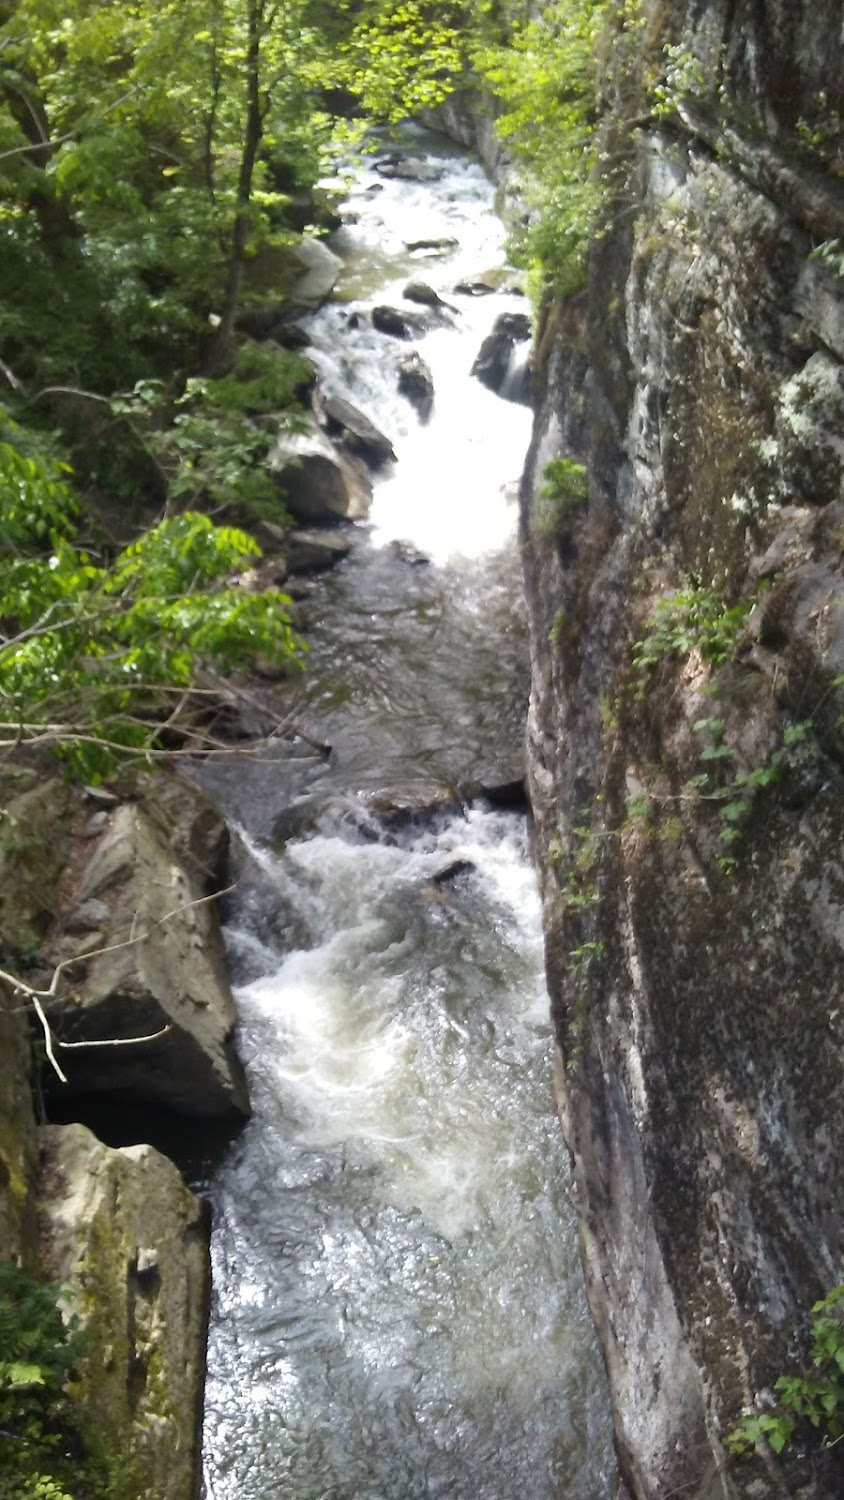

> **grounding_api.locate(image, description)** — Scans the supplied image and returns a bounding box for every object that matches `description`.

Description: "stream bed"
[198,127,612,1500]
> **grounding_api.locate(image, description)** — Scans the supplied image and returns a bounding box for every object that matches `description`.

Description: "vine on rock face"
[729,1284,844,1459]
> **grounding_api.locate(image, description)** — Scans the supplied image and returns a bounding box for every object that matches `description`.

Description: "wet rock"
[285,529,352,575]
[317,392,396,467]
[388,538,431,567]
[270,794,380,852]
[404,236,459,255]
[375,157,444,183]
[403,281,458,316]
[38,1122,209,1500]
[359,783,464,831]
[271,423,372,524]
[45,788,249,1121]
[471,311,532,398]
[472,775,528,811]
[454,267,521,296]
[274,322,312,351]
[396,351,434,419]
[372,305,429,340]
[430,858,475,886]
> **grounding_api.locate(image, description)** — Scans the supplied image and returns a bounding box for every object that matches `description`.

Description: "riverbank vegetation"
[0,0,622,784]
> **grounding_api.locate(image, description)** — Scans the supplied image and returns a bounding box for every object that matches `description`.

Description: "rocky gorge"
[1,2,843,1498]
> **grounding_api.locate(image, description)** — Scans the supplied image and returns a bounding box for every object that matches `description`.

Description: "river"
[197,125,613,1500]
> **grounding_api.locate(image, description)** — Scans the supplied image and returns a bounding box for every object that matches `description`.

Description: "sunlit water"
[200,127,612,1500]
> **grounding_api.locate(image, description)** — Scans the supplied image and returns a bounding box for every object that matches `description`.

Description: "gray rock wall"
[520,2,844,1498]
[39,1123,210,1500]
[0,770,239,1497]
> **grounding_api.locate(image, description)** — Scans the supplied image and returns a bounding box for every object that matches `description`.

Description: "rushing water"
[199,127,612,1500]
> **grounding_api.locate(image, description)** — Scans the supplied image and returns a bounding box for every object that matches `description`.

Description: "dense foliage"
[0,413,302,779]
[0,0,624,781]
[0,0,472,779]
[0,1260,115,1500]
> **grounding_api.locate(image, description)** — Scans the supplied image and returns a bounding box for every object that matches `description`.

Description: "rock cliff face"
[0,770,237,1498]
[39,1123,210,1500]
[520,3,844,1498]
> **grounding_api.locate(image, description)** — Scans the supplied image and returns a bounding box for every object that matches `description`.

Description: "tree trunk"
[204,0,264,373]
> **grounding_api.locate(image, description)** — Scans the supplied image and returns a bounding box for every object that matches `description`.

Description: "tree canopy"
[0,0,620,781]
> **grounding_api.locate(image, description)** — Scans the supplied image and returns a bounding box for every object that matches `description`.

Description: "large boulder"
[46,779,249,1120]
[287,237,342,312]
[39,1123,209,1500]
[317,393,396,467]
[396,351,434,420]
[271,423,372,524]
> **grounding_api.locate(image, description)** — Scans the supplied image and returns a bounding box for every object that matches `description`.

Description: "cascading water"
[199,127,613,1500]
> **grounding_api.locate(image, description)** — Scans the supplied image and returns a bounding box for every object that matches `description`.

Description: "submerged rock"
[39,1122,209,1500]
[387,537,431,566]
[396,350,434,419]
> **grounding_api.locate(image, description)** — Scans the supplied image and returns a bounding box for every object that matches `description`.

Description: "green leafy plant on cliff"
[729,1283,844,1459]
[632,586,752,682]
[532,457,589,537]
[630,586,822,869]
